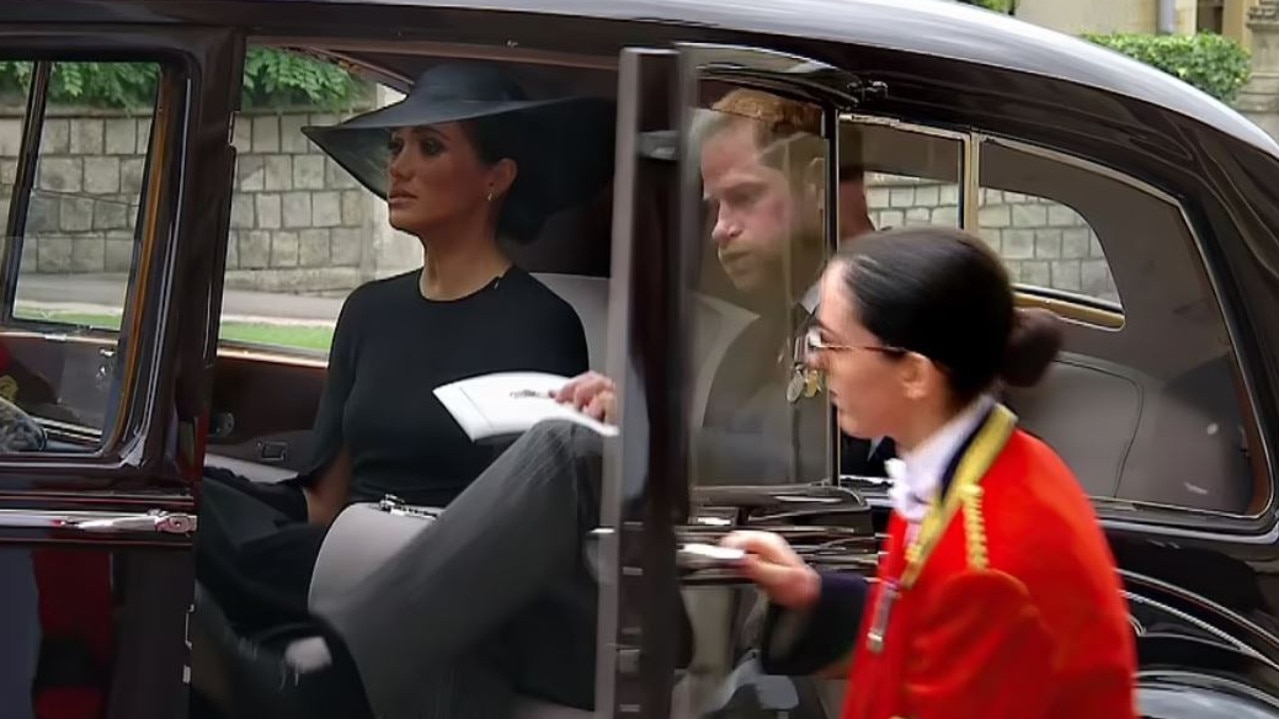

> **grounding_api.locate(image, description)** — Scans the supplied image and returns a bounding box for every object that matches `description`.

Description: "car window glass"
[834,121,962,482]
[686,83,832,487]
[222,50,404,355]
[978,185,1120,307]
[0,59,159,452]
[219,50,616,362]
[850,120,963,235]
[982,139,1255,515]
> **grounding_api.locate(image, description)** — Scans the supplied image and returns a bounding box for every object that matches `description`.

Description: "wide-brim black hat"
[302,63,615,234]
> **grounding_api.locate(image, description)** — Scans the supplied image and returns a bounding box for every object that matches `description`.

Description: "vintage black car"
[2,0,1279,717]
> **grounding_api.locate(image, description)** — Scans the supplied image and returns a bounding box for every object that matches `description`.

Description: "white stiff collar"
[885,395,995,523]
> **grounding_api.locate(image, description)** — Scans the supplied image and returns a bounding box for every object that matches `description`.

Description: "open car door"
[0,19,242,719]
[600,43,885,719]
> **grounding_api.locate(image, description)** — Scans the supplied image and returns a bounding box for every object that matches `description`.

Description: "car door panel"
[206,352,325,473]
[0,20,243,719]
[0,332,118,433]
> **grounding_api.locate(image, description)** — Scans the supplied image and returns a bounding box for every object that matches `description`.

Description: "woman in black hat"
[293,63,614,526]
[194,62,616,717]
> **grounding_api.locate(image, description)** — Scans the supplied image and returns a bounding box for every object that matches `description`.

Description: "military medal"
[784,333,807,403]
[786,370,805,403]
[802,368,822,398]
[866,578,899,653]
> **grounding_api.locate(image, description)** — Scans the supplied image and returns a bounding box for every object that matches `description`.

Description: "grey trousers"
[313,420,604,719]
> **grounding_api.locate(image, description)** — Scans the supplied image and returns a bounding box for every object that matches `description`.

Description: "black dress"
[199,266,589,628]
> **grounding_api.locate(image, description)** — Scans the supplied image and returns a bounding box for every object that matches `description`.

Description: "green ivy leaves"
[0,60,161,109]
[951,0,1253,104]
[241,48,368,109]
[0,49,367,111]
[1085,33,1252,103]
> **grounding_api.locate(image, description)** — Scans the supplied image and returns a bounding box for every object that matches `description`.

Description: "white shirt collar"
[800,282,820,315]
[885,394,995,523]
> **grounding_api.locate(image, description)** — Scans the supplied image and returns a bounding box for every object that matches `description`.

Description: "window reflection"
[686,87,830,487]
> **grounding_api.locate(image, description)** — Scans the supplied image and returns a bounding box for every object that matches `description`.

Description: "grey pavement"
[16,273,342,325]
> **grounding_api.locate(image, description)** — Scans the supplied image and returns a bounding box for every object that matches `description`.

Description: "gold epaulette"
[901,404,1016,587]
[961,483,988,571]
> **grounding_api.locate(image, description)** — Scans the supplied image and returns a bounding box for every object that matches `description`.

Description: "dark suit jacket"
[697,310,895,486]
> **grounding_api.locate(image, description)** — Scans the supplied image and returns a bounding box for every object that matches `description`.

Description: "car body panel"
[4,2,1279,718]
[0,17,243,719]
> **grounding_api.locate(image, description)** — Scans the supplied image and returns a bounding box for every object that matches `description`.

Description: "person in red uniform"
[722,225,1138,719]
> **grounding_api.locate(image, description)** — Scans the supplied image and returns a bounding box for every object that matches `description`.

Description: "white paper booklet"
[433,371,620,441]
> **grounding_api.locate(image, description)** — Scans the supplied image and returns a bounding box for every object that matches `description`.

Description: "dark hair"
[464,113,548,244]
[833,226,1063,404]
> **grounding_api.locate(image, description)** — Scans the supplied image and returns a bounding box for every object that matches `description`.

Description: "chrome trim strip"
[216,344,328,368]
[963,132,982,231]
[1135,669,1279,708]
[0,508,197,534]
[1123,590,1275,668]
[1119,568,1279,659]
[839,113,968,141]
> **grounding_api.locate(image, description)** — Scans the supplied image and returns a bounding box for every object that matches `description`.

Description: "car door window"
[978,183,1120,308]
[219,48,408,357]
[980,138,1256,515]
[688,82,834,488]
[848,118,964,235]
[0,59,160,451]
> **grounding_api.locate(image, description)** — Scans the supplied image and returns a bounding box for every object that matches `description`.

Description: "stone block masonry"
[865,175,1119,304]
[224,109,419,293]
[2,103,1117,302]
[1,102,421,295]
[0,107,151,276]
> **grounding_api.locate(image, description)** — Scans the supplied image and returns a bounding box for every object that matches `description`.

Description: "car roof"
[285,0,1277,155]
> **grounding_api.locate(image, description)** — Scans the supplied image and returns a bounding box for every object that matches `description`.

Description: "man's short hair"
[700,88,864,180]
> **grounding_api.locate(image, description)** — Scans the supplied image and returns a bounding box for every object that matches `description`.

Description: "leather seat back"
[531,272,754,428]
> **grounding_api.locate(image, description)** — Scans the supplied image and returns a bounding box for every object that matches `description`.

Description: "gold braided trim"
[901,404,1016,588]
[961,484,988,571]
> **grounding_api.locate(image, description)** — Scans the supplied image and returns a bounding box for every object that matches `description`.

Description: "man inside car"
[562,88,889,482]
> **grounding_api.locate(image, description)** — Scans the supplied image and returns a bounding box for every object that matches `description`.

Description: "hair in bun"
[1001,308,1064,387]
[834,226,1063,403]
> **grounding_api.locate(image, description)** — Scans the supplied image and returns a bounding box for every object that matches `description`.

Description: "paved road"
[16,273,342,325]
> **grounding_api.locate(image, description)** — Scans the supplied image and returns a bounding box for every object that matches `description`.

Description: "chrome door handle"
[0,509,197,534]
[75,510,197,534]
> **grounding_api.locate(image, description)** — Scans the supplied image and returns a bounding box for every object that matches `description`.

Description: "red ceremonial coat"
[761,404,1138,719]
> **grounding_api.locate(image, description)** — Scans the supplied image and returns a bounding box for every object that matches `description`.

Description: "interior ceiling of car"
[304,46,620,97]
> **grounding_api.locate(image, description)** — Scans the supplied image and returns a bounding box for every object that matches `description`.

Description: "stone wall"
[1238,1,1279,142]
[3,105,1119,302]
[1,101,421,295]
[227,109,379,293]
[0,108,153,276]
[865,174,1120,304]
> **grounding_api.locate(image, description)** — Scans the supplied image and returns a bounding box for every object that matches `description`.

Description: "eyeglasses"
[803,326,904,357]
